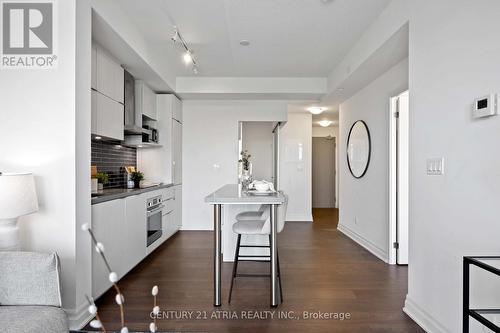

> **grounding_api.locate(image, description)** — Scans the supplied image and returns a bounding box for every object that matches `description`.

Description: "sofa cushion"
[0,252,62,307]
[0,305,68,333]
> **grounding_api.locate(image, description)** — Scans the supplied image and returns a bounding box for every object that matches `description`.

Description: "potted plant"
[95,172,109,191]
[239,150,252,173]
[130,171,144,189]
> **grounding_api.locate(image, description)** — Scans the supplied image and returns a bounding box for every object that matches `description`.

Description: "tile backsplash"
[91,141,136,188]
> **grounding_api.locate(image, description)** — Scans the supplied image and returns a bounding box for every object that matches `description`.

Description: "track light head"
[171,27,179,43]
[183,50,193,65]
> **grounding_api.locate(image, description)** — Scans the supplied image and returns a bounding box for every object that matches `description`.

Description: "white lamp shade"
[0,173,38,219]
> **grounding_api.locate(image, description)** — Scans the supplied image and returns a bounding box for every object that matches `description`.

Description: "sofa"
[0,251,69,333]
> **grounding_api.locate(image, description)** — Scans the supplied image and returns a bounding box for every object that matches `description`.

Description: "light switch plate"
[427,158,444,175]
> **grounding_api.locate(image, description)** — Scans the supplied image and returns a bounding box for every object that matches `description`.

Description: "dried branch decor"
[82,223,160,333]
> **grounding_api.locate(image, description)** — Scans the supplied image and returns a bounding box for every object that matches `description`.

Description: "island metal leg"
[270,204,278,307]
[214,204,222,307]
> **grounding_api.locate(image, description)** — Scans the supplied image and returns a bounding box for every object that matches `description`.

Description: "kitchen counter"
[205,184,285,204]
[91,183,175,205]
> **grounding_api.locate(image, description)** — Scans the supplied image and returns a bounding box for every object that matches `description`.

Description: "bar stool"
[228,194,288,303]
[235,204,266,221]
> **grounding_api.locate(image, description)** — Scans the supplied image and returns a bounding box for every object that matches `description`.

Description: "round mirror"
[347,120,371,178]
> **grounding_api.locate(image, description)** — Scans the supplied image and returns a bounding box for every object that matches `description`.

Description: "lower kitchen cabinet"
[91,187,181,299]
[173,185,182,231]
[91,199,127,298]
[124,194,147,272]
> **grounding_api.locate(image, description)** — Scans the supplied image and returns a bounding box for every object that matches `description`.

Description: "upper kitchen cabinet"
[91,43,97,90]
[95,44,124,104]
[135,80,157,121]
[91,42,125,141]
[91,90,124,141]
[172,95,182,123]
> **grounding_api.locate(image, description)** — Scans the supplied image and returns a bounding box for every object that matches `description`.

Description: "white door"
[390,91,409,265]
[172,120,182,184]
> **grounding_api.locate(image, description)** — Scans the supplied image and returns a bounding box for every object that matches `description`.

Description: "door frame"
[389,90,409,265]
[312,136,337,209]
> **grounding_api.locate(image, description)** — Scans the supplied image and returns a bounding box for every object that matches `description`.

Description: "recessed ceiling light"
[239,40,250,46]
[95,136,102,140]
[307,106,326,115]
[318,120,333,127]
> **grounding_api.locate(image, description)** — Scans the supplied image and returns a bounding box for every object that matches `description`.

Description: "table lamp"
[0,172,39,251]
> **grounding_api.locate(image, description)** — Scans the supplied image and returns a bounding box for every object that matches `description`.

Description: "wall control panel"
[473,94,498,118]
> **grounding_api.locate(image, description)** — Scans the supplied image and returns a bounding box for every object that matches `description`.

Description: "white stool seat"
[232,220,266,235]
[235,211,264,221]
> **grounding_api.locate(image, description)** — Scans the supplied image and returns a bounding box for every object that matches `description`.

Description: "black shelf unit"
[463,256,500,332]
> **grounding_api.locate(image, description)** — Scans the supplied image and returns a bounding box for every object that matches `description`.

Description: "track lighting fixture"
[171,26,199,74]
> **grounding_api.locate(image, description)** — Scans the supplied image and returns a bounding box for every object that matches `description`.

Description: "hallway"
[91,208,422,332]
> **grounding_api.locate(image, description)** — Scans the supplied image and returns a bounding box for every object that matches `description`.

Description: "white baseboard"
[67,301,94,331]
[286,213,313,222]
[403,296,450,333]
[337,223,388,263]
[181,226,212,231]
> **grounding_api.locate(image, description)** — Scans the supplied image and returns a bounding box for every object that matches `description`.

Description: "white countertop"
[205,184,285,204]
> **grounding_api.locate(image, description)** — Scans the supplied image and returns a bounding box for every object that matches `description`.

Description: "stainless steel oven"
[147,195,163,247]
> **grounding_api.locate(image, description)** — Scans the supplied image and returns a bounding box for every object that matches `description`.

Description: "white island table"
[205,184,286,307]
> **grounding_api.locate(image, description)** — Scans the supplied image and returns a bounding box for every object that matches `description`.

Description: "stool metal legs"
[228,234,283,304]
[228,234,241,304]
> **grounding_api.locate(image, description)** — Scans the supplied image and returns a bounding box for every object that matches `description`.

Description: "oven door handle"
[147,204,165,217]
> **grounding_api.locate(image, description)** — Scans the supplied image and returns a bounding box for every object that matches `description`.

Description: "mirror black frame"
[346,120,371,179]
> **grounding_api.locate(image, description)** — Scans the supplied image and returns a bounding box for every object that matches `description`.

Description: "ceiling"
[118,0,392,78]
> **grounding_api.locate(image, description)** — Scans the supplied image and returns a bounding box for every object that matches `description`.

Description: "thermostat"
[473,94,497,118]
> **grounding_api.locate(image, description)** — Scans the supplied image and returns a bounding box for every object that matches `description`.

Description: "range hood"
[124,70,142,134]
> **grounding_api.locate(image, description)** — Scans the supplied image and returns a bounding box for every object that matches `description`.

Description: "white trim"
[66,301,94,331]
[181,226,212,231]
[389,95,398,265]
[403,295,451,333]
[286,213,313,222]
[337,223,388,263]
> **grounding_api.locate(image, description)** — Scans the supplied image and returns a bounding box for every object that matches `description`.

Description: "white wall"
[182,100,288,230]
[0,0,78,316]
[242,122,274,181]
[280,112,313,221]
[405,1,500,332]
[75,0,93,328]
[312,125,339,138]
[338,58,408,262]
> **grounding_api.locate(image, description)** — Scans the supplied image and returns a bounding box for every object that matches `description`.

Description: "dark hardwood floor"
[88,208,423,332]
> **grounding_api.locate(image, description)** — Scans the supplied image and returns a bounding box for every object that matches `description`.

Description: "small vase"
[134,180,141,189]
[98,183,103,191]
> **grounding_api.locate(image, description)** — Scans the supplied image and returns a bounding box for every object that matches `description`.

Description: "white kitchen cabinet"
[92,199,127,298]
[91,43,97,90]
[96,44,124,104]
[137,95,182,184]
[173,185,182,231]
[172,95,182,123]
[92,90,124,141]
[172,119,182,184]
[135,80,157,120]
[162,198,175,239]
[91,90,98,135]
[124,194,147,273]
